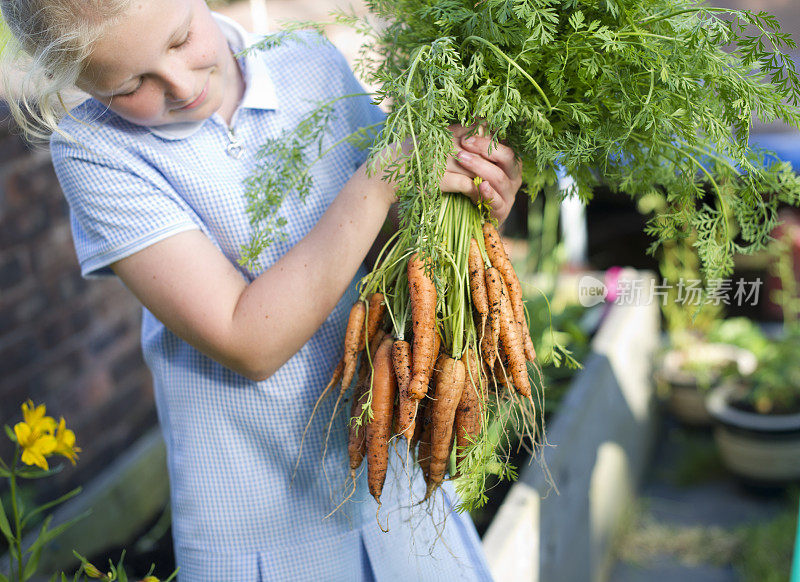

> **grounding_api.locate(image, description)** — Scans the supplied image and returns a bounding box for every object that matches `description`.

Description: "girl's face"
[78,0,242,127]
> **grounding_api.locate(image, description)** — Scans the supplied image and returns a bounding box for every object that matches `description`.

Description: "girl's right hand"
[440,125,523,224]
[379,125,523,224]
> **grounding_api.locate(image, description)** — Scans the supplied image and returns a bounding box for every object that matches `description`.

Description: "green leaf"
[112,549,127,582]
[4,424,16,442]
[16,465,63,480]
[21,486,83,530]
[0,494,14,544]
[25,510,91,562]
[568,10,585,31]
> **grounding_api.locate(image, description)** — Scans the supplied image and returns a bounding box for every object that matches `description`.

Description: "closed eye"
[172,30,193,50]
[115,78,143,97]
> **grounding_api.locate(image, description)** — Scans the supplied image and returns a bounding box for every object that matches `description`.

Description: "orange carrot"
[426,355,466,498]
[326,359,344,395]
[432,332,442,368]
[407,253,437,399]
[455,349,484,475]
[355,327,385,391]
[411,395,428,452]
[483,222,536,363]
[464,347,487,411]
[468,238,489,325]
[348,376,369,476]
[365,335,397,502]
[363,292,387,351]
[484,266,505,368]
[354,328,386,466]
[498,289,531,398]
[494,357,509,387]
[392,339,416,440]
[341,300,366,392]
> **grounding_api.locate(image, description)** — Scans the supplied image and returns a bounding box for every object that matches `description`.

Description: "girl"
[1,0,522,579]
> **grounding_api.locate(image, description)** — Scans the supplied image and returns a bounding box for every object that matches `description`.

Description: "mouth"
[178,78,209,111]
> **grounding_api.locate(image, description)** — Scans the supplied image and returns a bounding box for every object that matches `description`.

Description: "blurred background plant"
[637,187,723,351]
[707,224,800,414]
[1,402,175,582]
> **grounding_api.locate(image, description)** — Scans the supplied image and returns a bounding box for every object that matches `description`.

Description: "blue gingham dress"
[50,15,493,582]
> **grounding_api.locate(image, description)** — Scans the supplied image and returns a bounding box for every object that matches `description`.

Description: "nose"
[161,66,195,103]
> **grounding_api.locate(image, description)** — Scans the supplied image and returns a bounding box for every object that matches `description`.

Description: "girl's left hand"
[439,125,523,223]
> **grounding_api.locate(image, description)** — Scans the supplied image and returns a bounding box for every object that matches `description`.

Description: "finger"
[460,135,521,180]
[455,150,512,197]
[440,172,482,204]
[478,180,513,223]
[446,151,477,179]
[448,124,471,139]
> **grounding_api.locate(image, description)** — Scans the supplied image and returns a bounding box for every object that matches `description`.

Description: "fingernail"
[463,137,476,145]
[459,151,473,162]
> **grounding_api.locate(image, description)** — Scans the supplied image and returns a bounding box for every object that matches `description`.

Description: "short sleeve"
[50,122,200,278]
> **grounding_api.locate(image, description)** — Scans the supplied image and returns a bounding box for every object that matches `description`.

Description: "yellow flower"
[14,422,57,470]
[53,417,80,464]
[12,400,64,470]
[140,577,160,582]
[21,400,57,434]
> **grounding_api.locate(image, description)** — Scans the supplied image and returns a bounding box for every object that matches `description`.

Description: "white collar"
[149,12,278,140]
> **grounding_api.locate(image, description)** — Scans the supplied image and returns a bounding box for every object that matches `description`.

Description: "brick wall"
[0,108,157,498]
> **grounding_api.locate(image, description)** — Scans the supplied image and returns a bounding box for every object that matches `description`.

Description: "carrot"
[348,376,369,476]
[355,327,386,392]
[426,354,466,498]
[483,222,536,363]
[349,327,386,464]
[494,357,508,387]
[484,266,504,369]
[327,359,344,394]
[365,335,397,502]
[464,347,487,409]
[416,395,434,483]
[432,332,442,373]
[468,238,489,325]
[498,288,531,398]
[411,394,427,452]
[454,349,484,475]
[341,300,367,393]
[363,292,387,351]
[392,339,416,440]
[407,253,438,399]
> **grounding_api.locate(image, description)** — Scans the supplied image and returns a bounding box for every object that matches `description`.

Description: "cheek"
[109,88,165,123]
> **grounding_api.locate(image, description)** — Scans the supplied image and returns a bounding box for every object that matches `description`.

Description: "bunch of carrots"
[314,192,543,511]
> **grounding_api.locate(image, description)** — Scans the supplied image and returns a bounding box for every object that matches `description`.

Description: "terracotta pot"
[655,343,757,427]
[706,382,800,484]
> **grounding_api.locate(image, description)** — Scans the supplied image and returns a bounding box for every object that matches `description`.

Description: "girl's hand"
[440,125,523,223]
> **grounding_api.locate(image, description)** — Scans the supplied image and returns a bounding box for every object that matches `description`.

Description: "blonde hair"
[0,0,131,141]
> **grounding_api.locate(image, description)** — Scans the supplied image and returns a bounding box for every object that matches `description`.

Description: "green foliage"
[70,551,178,582]
[453,399,521,513]
[1,414,176,582]
[705,227,800,414]
[243,0,800,285]
[733,494,798,582]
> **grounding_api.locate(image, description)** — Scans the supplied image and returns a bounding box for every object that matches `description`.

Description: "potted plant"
[644,192,758,426]
[706,228,800,484]
[656,339,758,426]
